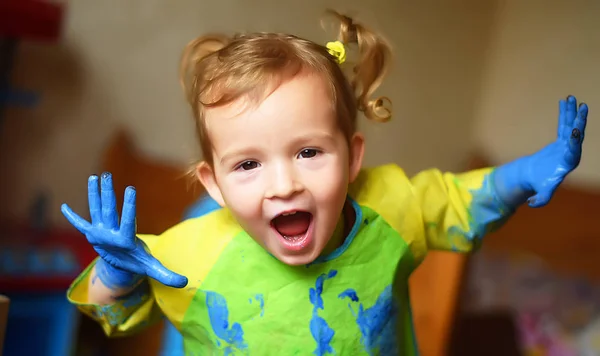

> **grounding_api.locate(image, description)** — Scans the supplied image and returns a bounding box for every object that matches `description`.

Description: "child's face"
[198,72,364,265]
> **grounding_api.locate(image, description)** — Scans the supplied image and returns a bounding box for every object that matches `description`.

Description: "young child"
[61,10,589,355]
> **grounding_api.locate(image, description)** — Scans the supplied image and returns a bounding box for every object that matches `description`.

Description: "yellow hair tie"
[326,41,346,64]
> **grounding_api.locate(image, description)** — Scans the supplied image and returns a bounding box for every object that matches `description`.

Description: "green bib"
[180,201,418,355]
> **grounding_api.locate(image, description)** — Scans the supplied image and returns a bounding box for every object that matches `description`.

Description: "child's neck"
[321,200,354,256]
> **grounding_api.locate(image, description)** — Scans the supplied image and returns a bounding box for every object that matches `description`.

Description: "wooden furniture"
[410,251,467,355]
[101,130,203,236]
[86,129,470,355]
[0,295,9,354]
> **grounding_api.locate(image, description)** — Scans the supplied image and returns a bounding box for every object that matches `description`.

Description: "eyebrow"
[219,147,261,166]
[291,132,337,146]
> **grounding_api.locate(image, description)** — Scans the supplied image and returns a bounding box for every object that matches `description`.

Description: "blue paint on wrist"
[492,157,535,209]
[447,171,515,251]
[95,258,143,290]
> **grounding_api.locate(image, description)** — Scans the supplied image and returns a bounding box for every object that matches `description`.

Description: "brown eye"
[298,149,318,159]
[239,161,259,170]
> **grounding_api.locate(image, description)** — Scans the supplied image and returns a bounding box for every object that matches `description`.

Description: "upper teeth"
[282,212,297,216]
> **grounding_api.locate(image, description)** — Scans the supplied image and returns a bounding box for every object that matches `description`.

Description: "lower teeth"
[283,234,303,242]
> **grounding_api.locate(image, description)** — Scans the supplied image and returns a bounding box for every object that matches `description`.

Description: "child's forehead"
[204,73,335,129]
[203,75,342,156]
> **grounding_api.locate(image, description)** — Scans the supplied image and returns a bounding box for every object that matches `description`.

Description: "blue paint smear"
[98,281,149,328]
[206,291,248,354]
[96,282,149,326]
[255,294,265,317]
[98,305,124,326]
[448,173,512,251]
[309,270,337,355]
[338,289,359,302]
[119,286,147,308]
[340,285,397,355]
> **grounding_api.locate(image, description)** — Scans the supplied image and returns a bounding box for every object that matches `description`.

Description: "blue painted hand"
[524,95,588,207]
[61,172,188,289]
[494,95,589,208]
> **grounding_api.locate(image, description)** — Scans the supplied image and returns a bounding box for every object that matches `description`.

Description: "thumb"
[61,203,91,235]
[567,128,583,168]
[527,191,553,208]
[145,261,188,288]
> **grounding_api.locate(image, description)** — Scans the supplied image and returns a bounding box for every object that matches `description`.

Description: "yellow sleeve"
[349,164,429,266]
[410,167,514,252]
[66,234,163,338]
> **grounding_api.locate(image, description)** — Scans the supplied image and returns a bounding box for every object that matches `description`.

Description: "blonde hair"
[180,9,392,166]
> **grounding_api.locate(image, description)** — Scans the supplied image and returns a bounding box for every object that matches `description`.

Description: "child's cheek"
[222,178,264,218]
[299,156,328,171]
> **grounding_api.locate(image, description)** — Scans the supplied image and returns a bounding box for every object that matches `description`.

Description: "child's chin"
[274,250,319,266]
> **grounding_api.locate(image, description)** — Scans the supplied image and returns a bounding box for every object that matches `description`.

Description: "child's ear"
[196,162,226,207]
[348,132,365,183]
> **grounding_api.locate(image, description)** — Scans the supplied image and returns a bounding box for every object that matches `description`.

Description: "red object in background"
[0,223,97,293]
[0,0,65,42]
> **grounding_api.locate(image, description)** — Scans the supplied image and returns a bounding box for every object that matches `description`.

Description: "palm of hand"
[526,96,588,207]
[92,232,148,276]
[61,173,187,288]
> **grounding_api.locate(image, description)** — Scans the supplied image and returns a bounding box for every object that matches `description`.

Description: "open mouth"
[271,211,313,250]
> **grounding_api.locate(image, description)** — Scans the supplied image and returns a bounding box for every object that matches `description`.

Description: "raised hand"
[523,95,588,207]
[61,173,188,289]
[493,95,589,209]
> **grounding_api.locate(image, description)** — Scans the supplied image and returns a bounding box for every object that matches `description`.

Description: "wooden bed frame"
[84,130,600,355]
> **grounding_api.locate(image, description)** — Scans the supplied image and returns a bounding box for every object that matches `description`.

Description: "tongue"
[273,212,311,236]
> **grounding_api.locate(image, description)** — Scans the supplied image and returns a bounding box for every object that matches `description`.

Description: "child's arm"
[414,95,588,252]
[61,173,188,304]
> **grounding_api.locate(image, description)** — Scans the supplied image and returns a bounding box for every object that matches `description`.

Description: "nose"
[265,162,303,199]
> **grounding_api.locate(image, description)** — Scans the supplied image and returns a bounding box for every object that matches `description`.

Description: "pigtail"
[325,10,392,122]
[179,35,230,111]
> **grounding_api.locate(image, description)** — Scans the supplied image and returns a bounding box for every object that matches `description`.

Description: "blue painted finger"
[575,103,588,137]
[120,186,137,238]
[146,262,188,288]
[100,172,119,230]
[564,95,577,136]
[527,192,552,208]
[569,128,583,156]
[61,203,92,235]
[568,103,588,158]
[88,175,101,225]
